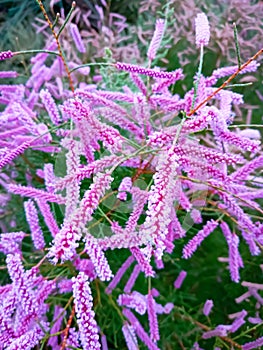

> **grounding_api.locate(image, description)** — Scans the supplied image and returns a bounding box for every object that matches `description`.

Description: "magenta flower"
[5,325,45,350]
[130,247,155,277]
[0,70,18,78]
[36,200,59,237]
[130,73,148,96]
[49,172,113,263]
[105,256,134,294]
[211,61,259,80]
[56,155,121,191]
[0,231,25,255]
[0,141,31,169]
[183,220,219,259]
[118,291,147,315]
[124,187,149,235]
[47,306,64,348]
[124,264,141,294]
[0,50,14,61]
[66,327,81,349]
[72,272,101,350]
[62,138,81,218]
[6,254,37,315]
[8,184,65,204]
[202,325,230,339]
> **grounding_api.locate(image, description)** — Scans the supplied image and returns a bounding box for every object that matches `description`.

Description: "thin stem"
[60,304,75,350]
[148,276,152,293]
[13,49,60,57]
[179,175,263,216]
[34,254,48,269]
[225,82,252,88]
[233,23,242,69]
[228,124,263,128]
[97,205,113,225]
[36,0,75,93]
[191,44,204,111]
[69,62,114,73]
[109,145,158,173]
[171,111,187,150]
[32,121,69,143]
[57,1,76,38]
[52,13,60,30]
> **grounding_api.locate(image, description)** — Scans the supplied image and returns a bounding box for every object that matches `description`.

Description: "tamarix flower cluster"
[0,3,262,350]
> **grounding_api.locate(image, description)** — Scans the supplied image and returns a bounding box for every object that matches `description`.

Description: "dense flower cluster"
[0,5,262,350]
[72,272,101,350]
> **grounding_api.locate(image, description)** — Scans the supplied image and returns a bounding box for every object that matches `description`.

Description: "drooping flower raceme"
[140,151,179,259]
[24,200,45,250]
[72,272,101,350]
[48,172,113,263]
[182,220,219,259]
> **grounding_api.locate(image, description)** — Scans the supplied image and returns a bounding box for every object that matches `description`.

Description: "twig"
[60,304,75,350]
[36,0,75,93]
[187,47,263,116]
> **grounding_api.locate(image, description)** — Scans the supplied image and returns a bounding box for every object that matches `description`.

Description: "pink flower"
[0,71,18,78]
[124,264,141,294]
[6,254,38,315]
[72,272,101,350]
[203,299,213,316]
[70,23,86,53]
[183,220,219,259]
[0,141,31,169]
[122,308,160,350]
[24,200,45,250]
[243,336,263,350]
[116,62,182,80]
[140,151,179,259]
[39,89,61,125]
[122,323,138,350]
[8,184,66,204]
[174,270,187,289]
[220,223,242,283]
[105,256,134,294]
[118,291,147,315]
[117,177,132,201]
[147,291,159,342]
[147,19,165,61]
[195,13,210,47]
[85,233,113,281]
